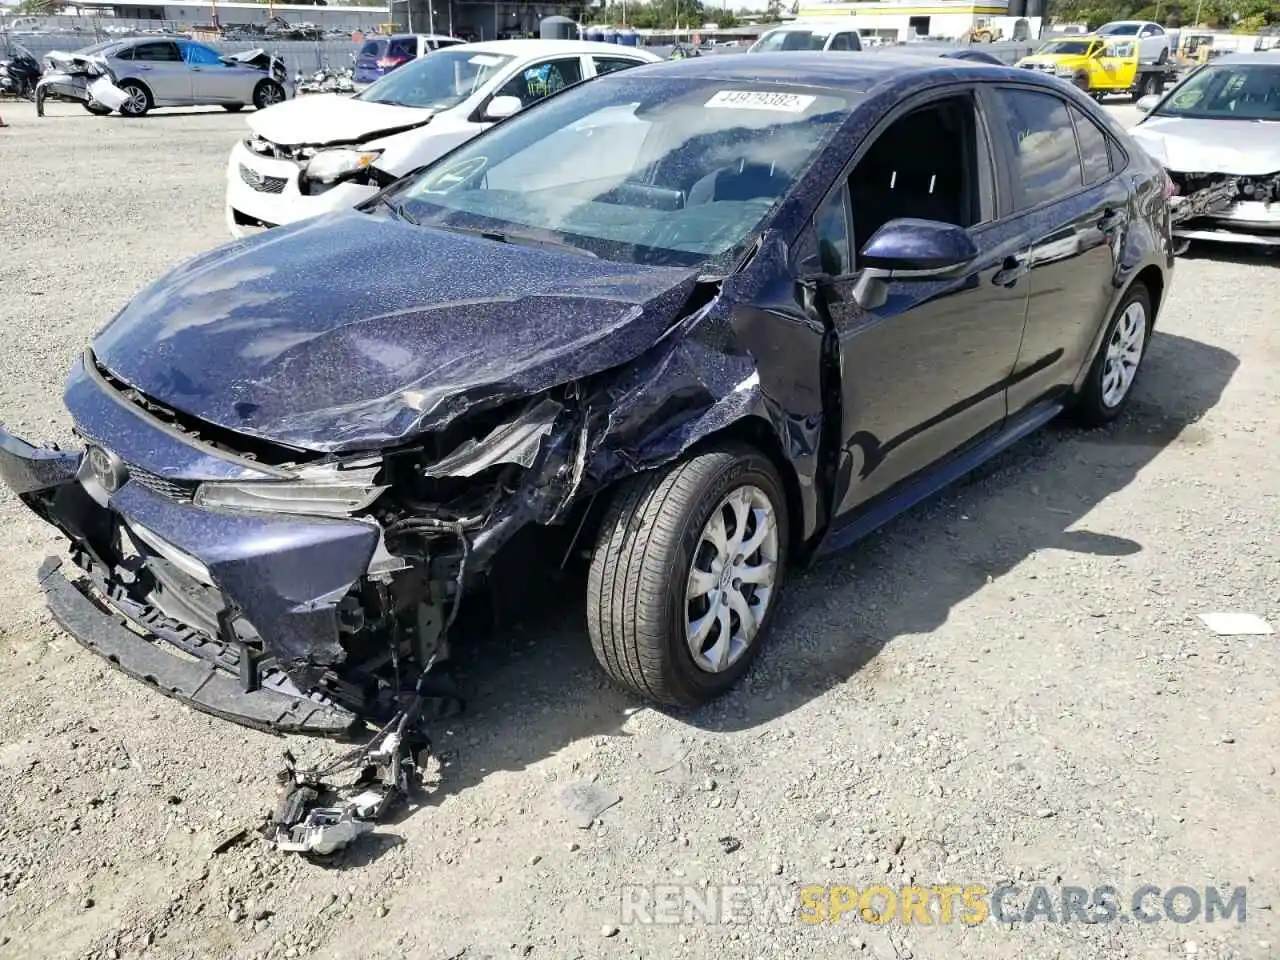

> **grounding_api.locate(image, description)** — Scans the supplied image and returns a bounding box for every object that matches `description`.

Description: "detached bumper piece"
[39,556,358,736]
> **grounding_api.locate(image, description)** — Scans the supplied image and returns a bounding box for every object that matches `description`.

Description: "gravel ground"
[0,99,1277,960]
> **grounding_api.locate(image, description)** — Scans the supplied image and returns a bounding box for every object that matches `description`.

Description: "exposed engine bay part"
[1167,170,1280,247]
[269,662,438,855]
[1168,175,1241,225]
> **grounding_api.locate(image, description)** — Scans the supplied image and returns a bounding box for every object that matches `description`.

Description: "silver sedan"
[39,38,292,117]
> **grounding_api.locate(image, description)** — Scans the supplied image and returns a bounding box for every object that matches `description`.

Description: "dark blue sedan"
[0,52,1174,734]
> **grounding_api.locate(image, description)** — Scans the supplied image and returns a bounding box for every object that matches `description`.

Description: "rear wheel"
[117,80,151,117]
[1074,283,1152,426]
[586,443,790,707]
[253,80,285,110]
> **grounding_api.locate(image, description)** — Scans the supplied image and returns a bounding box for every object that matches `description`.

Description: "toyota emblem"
[85,444,128,494]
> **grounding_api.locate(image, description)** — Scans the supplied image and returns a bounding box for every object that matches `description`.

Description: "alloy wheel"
[1101,300,1146,408]
[684,484,779,673]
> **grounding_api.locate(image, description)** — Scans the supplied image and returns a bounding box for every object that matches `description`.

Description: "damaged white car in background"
[1132,52,1280,250]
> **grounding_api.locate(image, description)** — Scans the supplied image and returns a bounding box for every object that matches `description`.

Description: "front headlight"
[193,464,387,518]
[303,148,383,184]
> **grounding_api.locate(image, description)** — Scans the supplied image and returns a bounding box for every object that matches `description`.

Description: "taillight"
[1163,172,1178,199]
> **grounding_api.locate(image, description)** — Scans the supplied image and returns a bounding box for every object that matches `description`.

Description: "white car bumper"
[225,140,380,238]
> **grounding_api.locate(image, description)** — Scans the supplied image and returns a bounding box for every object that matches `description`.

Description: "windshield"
[1037,39,1097,55]
[750,29,829,51]
[390,76,857,270]
[1155,63,1280,120]
[355,48,514,110]
[1097,23,1139,35]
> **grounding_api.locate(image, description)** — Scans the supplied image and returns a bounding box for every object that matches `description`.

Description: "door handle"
[992,254,1028,288]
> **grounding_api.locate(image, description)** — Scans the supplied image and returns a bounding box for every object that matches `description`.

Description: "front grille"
[239,163,288,194]
[128,466,197,502]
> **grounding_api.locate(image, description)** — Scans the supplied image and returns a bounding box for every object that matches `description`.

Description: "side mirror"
[483,94,522,122]
[853,218,978,309]
[1134,93,1160,113]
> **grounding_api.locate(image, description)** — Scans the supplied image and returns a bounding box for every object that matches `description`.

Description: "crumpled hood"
[1131,116,1280,177]
[90,212,700,454]
[246,92,433,146]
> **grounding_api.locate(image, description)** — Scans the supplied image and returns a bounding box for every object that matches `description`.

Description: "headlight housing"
[193,464,387,518]
[303,148,383,184]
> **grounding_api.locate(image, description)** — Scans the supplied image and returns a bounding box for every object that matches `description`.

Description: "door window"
[181,42,224,66]
[847,94,984,260]
[1069,105,1113,185]
[495,58,584,107]
[593,56,645,75]
[987,88,1084,211]
[132,41,182,62]
[388,37,417,59]
[828,32,852,50]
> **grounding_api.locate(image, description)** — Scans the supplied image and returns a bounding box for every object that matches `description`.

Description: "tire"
[82,101,112,116]
[1074,283,1153,426]
[586,442,790,708]
[222,103,245,112]
[253,79,285,110]
[117,80,151,117]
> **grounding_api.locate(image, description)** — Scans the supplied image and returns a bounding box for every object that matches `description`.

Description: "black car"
[0,52,1174,735]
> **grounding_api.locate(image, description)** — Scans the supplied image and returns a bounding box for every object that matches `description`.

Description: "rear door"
[981,85,1129,415]
[125,40,190,104]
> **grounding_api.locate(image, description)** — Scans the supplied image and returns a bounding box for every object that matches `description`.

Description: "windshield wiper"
[372,195,419,224]
[433,224,597,258]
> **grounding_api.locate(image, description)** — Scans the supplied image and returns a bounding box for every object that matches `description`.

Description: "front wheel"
[253,80,285,110]
[1074,283,1152,426]
[586,443,790,707]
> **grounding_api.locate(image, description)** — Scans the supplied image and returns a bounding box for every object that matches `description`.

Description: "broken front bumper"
[0,424,375,736]
[1169,177,1280,247]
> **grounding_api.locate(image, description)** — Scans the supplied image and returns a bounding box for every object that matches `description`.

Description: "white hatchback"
[225,39,660,237]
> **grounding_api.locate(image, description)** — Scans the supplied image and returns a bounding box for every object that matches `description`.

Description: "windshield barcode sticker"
[705,90,816,112]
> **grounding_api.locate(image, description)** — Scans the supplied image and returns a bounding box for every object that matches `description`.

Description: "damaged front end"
[0,252,786,739]
[0,361,595,736]
[1167,170,1280,247]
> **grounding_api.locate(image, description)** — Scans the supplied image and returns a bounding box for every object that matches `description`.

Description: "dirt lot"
[0,99,1277,960]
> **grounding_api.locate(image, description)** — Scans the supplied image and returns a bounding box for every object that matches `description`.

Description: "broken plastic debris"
[276,807,374,856]
[561,781,621,829]
[1197,613,1273,636]
[644,733,691,774]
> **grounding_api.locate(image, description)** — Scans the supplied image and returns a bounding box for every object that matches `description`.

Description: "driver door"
[811,90,1031,524]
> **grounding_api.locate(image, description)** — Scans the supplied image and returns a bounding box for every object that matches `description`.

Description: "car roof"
[387,33,459,40]
[457,38,661,57]
[619,49,1022,91]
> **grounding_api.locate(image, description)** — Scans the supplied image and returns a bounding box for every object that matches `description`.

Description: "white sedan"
[1095,20,1172,64]
[225,39,660,237]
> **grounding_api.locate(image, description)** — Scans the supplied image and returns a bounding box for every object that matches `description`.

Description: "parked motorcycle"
[0,39,40,100]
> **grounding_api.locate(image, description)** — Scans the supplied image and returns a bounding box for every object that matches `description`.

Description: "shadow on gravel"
[410,330,1238,813]
[1178,242,1280,267]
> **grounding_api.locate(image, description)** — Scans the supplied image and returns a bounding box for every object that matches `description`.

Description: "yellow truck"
[1016,35,1180,101]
